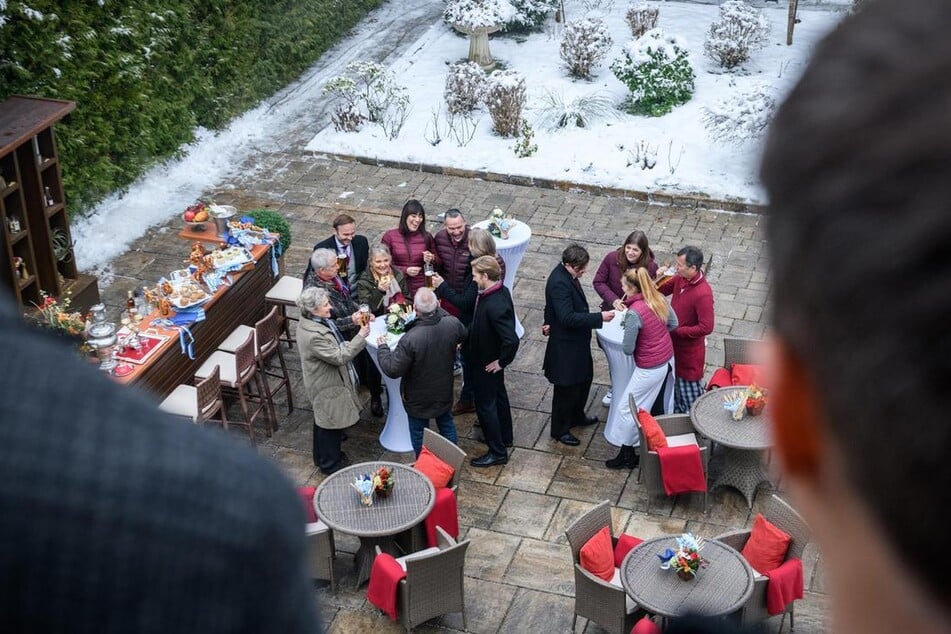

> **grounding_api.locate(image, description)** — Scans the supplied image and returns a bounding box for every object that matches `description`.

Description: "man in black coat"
[302,213,369,289]
[0,298,320,633]
[466,256,519,466]
[376,287,467,456]
[543,244,616,446]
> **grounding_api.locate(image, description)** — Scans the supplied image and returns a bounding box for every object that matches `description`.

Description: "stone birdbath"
[445,0,516,72]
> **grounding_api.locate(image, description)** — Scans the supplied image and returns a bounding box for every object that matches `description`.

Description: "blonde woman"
[603,267,678,469]
[355,244,409,315]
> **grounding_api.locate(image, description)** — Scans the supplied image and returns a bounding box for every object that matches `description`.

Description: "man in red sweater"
[659,245,714,414]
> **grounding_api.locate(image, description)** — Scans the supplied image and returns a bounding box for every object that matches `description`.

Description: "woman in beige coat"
[296,286,371,474]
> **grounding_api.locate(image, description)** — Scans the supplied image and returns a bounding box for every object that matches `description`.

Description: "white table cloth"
[595,316,635,445]
[472,219,531,338]
[365,317,413,452]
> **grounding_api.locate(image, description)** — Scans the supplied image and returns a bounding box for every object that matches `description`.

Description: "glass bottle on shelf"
[44,186,55,207]
[126,290,138,322]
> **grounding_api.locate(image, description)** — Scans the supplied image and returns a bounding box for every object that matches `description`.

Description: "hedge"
[0,0,382,216]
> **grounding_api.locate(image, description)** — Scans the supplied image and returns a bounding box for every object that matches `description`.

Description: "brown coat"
[297,317,366,430]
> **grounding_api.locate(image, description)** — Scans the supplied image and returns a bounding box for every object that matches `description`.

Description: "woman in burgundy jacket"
[381,199,437,299]
[593,230,659,311]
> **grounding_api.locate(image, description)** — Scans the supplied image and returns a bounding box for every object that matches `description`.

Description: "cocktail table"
[313,461,435,587]
[365,318,412,452]
[690,387,773,508]
[595,316,635,443]
[620,535,754,620]
[472,219,531,338]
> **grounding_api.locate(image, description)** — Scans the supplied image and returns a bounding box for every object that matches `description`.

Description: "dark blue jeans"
[407,410,457,456]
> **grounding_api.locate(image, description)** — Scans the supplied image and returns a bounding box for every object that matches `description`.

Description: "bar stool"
[265,275,303,348]
[218,305,293,428]
[158,365,228,427]
[194,331,269,445]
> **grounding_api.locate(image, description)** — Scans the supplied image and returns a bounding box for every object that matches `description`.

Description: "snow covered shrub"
[627,139,657,170]
[324,61,410,139]
[626,3,658,38]
[445,61,487,114]
[611,29,695,117]
[535,89,617,130]
[703,0,771,69]
[445,0,517,31]
[559,17,613,79]
[702,85,776,145]
[484,69,527,137]
[503,0,560,33]
[323,76,365,132]
[513,120,538,157]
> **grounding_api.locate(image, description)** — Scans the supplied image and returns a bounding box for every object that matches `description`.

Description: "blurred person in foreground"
[0,297,320,633]
[759,0,951,631]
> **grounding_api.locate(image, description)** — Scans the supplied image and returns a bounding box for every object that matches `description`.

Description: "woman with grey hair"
[296,286,370,474]
[355,243,410,315]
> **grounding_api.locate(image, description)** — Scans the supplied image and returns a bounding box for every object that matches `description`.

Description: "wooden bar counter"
[115,241,276,399]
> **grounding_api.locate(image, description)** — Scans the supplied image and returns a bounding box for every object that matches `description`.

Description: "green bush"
[245,208,292,254]
[502,0,559,34]
[611,28,695,117]
[0,0,382,216]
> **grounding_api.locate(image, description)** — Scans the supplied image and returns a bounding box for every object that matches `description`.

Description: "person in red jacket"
[658,245,714,414]
[381,199,437,299]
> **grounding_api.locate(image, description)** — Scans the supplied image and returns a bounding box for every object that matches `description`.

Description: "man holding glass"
[303,213,369,290]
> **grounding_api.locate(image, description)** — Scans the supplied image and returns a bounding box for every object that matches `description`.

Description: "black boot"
[606,445,635,469]
[627,446,640,469]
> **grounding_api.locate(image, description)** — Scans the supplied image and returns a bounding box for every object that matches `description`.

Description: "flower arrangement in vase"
[29,289,87,338]
[745,383,768,416]
[487,207,516,239]
[658,533,707,581]
[372,466,394,497]
[384,302,414,335]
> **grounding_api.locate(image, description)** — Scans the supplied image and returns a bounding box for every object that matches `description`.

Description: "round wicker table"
[690,387,773,508]
[314,461,435,587]
[620,535,754,620]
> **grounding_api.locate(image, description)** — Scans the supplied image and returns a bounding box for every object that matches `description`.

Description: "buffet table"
[114,241,275,398]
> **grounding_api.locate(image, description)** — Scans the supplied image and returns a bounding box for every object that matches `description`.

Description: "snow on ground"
[74,0,843,283]
[307,1,841,205]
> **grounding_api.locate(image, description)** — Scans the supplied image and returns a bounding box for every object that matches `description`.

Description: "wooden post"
[786,0,799,45]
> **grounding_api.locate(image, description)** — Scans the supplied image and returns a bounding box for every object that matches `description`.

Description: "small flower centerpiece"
[745,383,768,416]
[658,533,707,581]
[29,290,88,339]
[372,466,394,497]
[352,473,375,506]
[487,207,516,239]
[385,302,414,335]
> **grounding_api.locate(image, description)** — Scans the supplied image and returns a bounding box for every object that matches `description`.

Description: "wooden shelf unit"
[0,95,99,313]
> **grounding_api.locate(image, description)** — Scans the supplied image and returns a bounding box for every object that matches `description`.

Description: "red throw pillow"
[741,513,792,573]
[579,526,615,582]
[613,533,644,568]
[730,363,765,388]
[414,446,455,489]
[637,409,668,451]
[298,486,318,523]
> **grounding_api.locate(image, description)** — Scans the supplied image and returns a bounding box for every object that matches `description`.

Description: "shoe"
[574,415,598,427]
[370,396,384,417]
[471,453,508,467]
[452,400,476,415]
[505,441,513,448]
[602,391,612,407]
[453,361,463,377]
[320,452,350,475]
[556,433,580,446]
[605,445,639,469]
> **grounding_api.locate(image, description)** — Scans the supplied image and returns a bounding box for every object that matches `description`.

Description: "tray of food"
[166,279,211,309]
[210,246,254,269]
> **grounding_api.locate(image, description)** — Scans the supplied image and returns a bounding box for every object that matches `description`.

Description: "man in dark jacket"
[302,213,370,289]
[466,256,519,467]
[543,244,615,446]
[376,287,467,456]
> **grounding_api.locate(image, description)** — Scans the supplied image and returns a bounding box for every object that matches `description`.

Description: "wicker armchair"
[632,397,711,512]
[723,336,760,369]
[715,494,811,631]
[378,525,469,632]
[305,520,337,592]
[564,500,643,634]
[398,428,467,554]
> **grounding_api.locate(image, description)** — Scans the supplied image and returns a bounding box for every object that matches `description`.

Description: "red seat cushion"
[414,446,455,489]
[730,363,765,387]
[637,409,668,451]
[613,533,644,568]
[741,513,792,573]
[580,526,615,582]
[298,486,318,523]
